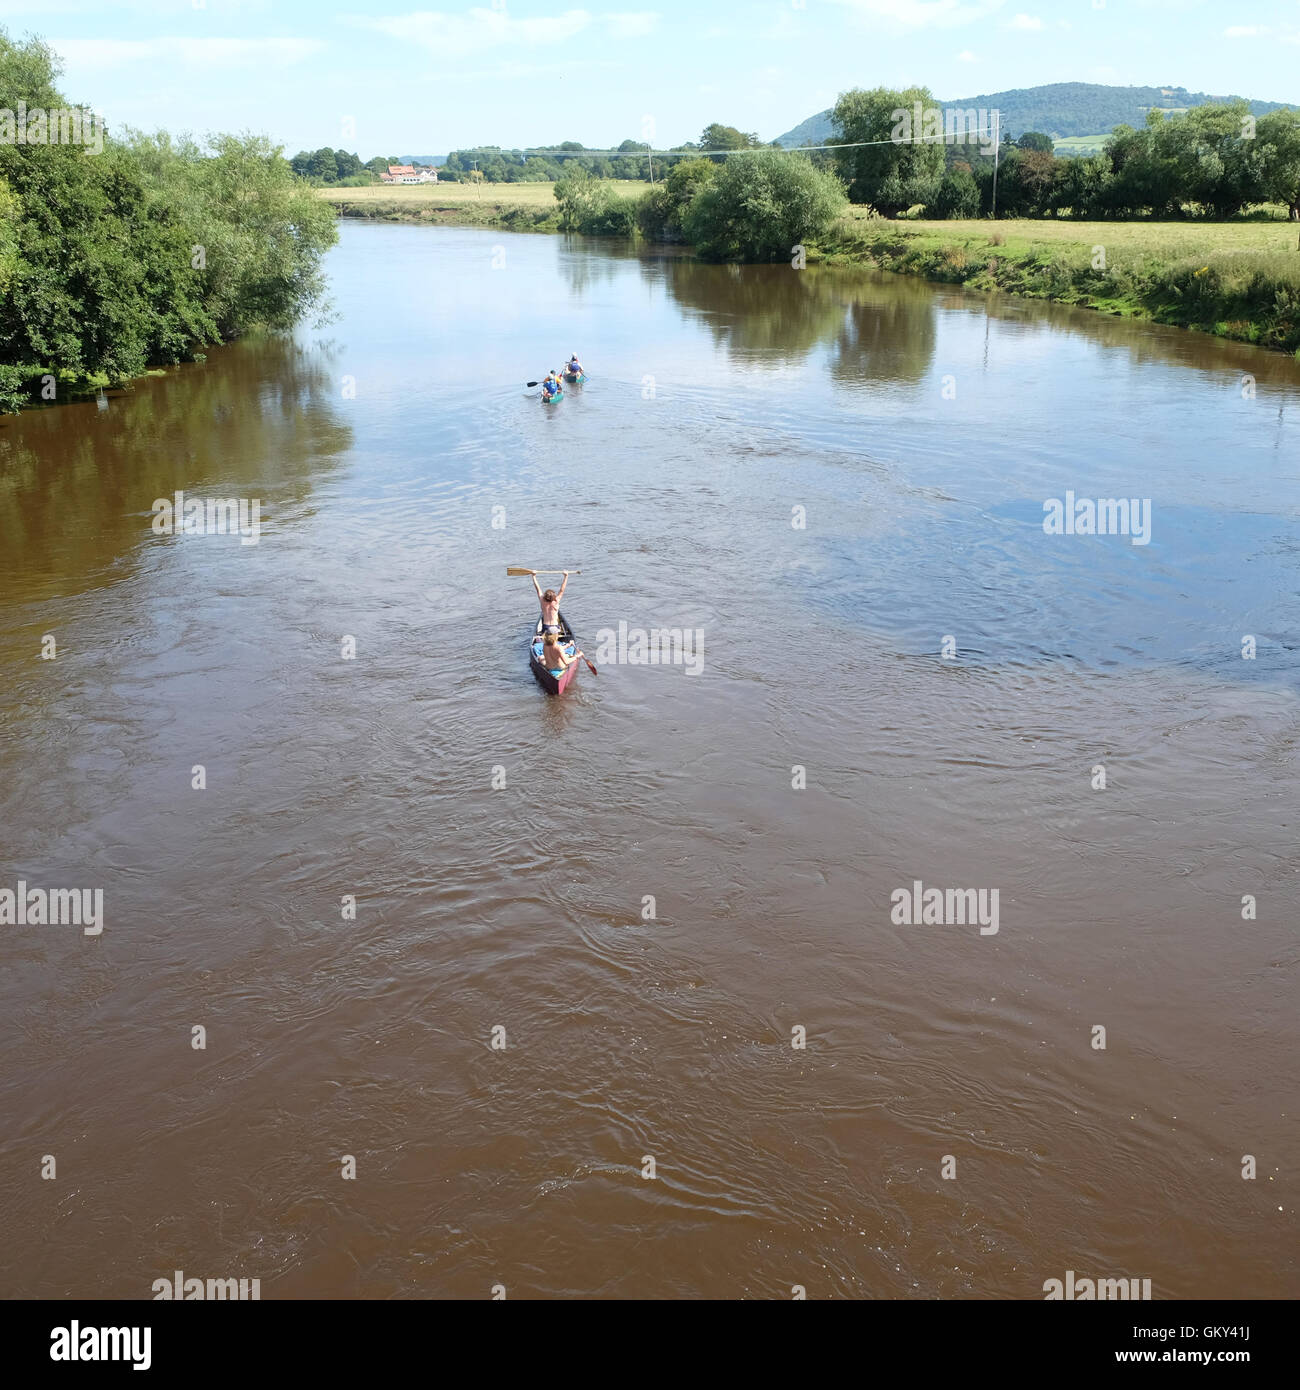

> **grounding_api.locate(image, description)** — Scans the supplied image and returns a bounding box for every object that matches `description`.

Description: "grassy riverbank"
[320,181,650,233]
[817,213,1300,355]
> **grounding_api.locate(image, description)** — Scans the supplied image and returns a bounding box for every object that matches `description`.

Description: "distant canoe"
[530,613,579,695]
[542,389,564,403]
[563,370,586,384]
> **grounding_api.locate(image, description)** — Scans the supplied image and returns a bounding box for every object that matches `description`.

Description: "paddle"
[506,568,581,576]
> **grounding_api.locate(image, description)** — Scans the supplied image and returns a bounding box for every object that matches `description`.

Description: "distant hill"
[399,154,447,167]
[774,83,1295,149]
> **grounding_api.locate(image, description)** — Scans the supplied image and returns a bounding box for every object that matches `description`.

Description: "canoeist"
[567,354,583,376]
[531,570,570,632]
[542,631,584,678]
[541,371,561,399]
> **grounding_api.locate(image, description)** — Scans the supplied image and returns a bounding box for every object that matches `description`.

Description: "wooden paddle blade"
[506,567,535,576]
[582,656,598,675]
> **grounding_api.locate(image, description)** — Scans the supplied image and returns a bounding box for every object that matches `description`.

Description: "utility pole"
[991,110,1000,219]
[648,150,654,185]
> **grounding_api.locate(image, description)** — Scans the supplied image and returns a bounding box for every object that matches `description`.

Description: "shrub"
[681,150,847,262]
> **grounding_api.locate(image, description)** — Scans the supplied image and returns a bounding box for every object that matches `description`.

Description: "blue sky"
[4,0,1298,156]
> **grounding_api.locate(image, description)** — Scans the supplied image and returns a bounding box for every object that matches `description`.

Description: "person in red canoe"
[541,631,584,678]
[530,569,571,634]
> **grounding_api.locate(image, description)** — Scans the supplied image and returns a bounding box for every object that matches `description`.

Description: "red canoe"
[529,613,580,694]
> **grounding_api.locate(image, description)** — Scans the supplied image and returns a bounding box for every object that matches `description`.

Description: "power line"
[471,132,1007,161]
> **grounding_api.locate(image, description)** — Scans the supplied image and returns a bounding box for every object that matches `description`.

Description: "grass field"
[837,209,1300,263]
[1051,134,1110,156]
[320,179,649,222]
[824,211,1300,354]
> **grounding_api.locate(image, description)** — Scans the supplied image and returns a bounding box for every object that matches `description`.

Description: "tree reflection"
[0,335,352,601]
[654,258,938,385]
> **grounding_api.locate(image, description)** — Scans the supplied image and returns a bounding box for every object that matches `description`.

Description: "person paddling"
[567,354,583,377]
[541,630,584,678]
[541,371,561,400]
[530,569,570,633]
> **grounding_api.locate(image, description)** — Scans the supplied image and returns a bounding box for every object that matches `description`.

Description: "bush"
[681,150,847,262]
[933,168,981,220]
[636,158,717,243]
[0,364,37,415]
[580,193,638,237]
[636,184,675,240]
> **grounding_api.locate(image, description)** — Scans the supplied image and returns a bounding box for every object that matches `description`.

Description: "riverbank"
[815,212,1300,356]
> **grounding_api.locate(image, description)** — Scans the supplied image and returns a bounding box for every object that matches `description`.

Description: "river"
[0,220,1296,1298]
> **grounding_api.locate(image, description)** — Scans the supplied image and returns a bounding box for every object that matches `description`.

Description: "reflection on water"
[0,336,352,604]
[0,223,1297,1301]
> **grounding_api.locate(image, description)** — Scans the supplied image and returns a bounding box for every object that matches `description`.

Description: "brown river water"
[1,222,1297,1299]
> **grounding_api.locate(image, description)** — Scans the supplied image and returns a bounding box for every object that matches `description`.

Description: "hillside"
[775,82,1295,148]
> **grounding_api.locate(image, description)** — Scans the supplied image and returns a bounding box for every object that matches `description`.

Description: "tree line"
[290,125,773,186]
[0,29,337,413]
[830,86,1300,220]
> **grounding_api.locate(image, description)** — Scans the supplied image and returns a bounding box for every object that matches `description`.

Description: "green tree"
[307,147,339,183]
[553,166,601,229]
[1257,108,1300,220]
[1017,131,1054,153]
[933,165,980,218]
[637,156,716,241]
[1052,154,1112,218]
[681,150,846,262]
[699,123,762,163]
[830,86,945,213]
[0,176,20,296]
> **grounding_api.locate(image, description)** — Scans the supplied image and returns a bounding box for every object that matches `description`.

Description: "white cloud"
[606,11,659,38]
[1,0,265,12]
[342,8,659,57]
[957,48,978,61]
[1223,22,1300,42]
[52,37,325,71]
[827,0,1006,30]
[1007,12,1043,29]
[345,8,590,55]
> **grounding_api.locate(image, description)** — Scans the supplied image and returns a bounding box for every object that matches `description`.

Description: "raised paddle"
[506,568,581,576]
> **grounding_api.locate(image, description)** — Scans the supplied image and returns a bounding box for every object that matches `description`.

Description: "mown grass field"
[320,179,648,220]
[837,209,1300,263]
[825,210,1300,354]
